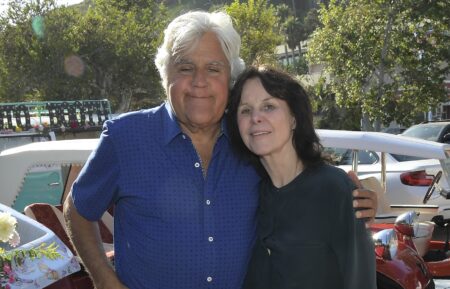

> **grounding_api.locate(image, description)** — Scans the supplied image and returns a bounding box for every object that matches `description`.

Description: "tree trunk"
[291,0,296,17]
[291,48,296,66]
[284,44,289,65]
[374,118,381,132]
[361,113,374,131]
[116,89,132,113]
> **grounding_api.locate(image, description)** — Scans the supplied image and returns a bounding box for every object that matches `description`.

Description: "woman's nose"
[251,111,262,123]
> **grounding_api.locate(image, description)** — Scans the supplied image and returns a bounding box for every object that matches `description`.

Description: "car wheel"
[426,279,435,289]
[376,272,404,289]
[423,171,442,204]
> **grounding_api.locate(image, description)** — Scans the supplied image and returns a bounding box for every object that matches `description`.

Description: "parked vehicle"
[381,126,407,135]
[318,129,450,289]
[0,133,442,289]
[0,139,97,211]
[371,212,434,289]
[322,131,450,210]
[401,121,450,144]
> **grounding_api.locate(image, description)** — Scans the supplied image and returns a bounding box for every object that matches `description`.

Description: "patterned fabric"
[71,102,261,289]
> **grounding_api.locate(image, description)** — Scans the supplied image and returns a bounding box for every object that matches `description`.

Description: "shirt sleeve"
[71,120,120,221]
[333,174,377,289]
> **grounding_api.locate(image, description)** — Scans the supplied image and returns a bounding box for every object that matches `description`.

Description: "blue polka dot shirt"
[72,102,260,289]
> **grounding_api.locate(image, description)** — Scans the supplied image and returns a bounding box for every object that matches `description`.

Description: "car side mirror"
[373,229,397,260]
[442,133,450,144]
[394,211,419,237]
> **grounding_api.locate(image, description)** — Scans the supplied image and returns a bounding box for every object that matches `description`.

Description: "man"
[64,11,377,289]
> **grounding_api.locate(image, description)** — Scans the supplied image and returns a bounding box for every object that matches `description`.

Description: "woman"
[227,67,376,289]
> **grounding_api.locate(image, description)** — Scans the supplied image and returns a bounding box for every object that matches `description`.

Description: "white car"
[325,146,446,206]
[317,129,450,220]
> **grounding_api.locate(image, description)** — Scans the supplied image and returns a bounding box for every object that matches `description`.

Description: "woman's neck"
[261,151,304,189]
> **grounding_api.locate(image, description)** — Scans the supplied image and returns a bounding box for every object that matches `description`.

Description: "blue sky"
[0,0,83,15]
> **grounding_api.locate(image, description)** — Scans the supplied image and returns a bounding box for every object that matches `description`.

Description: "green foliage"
[0,242,61,263]
[310,76,361,130]
[0,0,168,111]
[307,0,450,128]
[225,0,283,66]
[284,54,309,75]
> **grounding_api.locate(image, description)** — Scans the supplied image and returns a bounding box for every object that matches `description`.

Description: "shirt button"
[267,248,271,255]
[207,276,213,282]
[194,162,200,168]
[206,199,211,205]
[182,134,186,139]
[208,236,214,242]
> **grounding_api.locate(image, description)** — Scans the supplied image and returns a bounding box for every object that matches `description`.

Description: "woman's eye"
[239,108,250,115]
[263,104,275,111]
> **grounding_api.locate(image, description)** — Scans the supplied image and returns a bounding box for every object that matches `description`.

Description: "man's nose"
[192,70,207,87]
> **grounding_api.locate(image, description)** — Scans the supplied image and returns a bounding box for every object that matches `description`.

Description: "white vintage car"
[318,129,450,221]
[0,139,97,212]
[0,139,103,289]
[1,131,450,289]
[1,131,450,221]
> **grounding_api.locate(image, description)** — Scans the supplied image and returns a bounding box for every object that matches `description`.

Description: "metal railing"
[0,100,111,132]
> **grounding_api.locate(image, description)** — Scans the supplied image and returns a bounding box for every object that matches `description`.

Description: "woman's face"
[237,77,296,158]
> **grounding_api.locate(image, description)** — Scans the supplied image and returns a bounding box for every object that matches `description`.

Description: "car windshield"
[325,147,426,164]
[324,148,379,165]
[390,154,425,162]
[0,132,53,153]
[402,124,445,142]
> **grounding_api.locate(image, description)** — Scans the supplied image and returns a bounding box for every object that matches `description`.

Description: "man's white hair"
[155,11,245,93]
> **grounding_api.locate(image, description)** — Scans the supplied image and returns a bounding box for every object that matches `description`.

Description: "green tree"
[310,77,361,130]
[307,0,450,130]
[0,0,64,102]
[0,0,168,112]
[225,0,283,66]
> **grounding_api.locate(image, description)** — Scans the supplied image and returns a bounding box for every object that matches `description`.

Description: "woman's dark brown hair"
[226,66,324,176]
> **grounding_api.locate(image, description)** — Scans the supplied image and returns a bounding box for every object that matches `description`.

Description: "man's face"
[167,32,231,131]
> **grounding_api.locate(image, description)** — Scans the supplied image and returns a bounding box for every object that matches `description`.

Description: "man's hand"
[347,171,378,226]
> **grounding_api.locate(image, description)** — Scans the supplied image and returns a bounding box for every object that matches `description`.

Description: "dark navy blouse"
[72,102,260,289]
[243,164,376,289]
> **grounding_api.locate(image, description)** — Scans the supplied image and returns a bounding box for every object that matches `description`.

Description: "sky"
[0,0,84,15]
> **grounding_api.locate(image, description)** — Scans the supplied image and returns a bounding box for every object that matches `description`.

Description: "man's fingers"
[347,170,362,189]
[352,188,374,199]
[353,197,374,210]
[355,209,375,219]
[355,208,376,227]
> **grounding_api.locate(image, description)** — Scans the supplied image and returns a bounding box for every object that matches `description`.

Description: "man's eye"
[208,67,221,73]
[179,66,193,73]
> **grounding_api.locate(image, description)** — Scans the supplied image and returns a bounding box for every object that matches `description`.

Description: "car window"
[339,149,379,165]
[390,154,426,162]
[402,124,446,142]
[0,133,53,153]
[324,148,379,165]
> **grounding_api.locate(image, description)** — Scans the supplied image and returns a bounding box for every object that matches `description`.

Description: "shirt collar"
[162,101,183,145]
[162,101,229,145]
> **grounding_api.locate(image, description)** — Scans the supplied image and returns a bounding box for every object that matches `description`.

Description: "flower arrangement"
[0,212,61,289]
